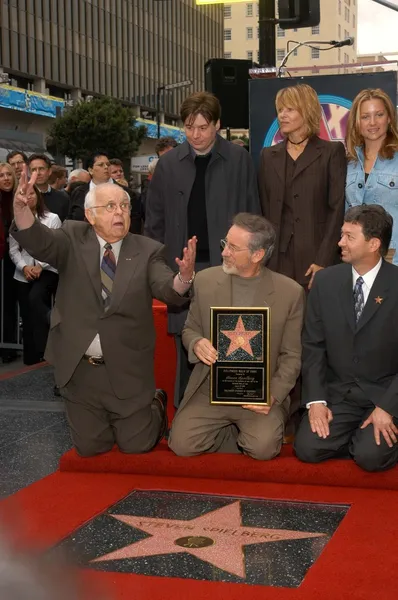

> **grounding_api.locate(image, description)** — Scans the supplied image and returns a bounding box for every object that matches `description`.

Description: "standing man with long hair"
[145,91,261,407]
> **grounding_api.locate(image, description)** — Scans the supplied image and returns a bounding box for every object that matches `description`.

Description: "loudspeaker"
[205,59,251,130]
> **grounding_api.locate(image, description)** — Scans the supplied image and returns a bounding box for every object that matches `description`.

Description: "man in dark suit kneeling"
[295,204,398,472]
[11,170,196,457]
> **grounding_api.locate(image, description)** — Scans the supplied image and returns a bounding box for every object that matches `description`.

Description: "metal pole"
[259,0,276,67]
[371,0,398,11]
[156,86,164,138]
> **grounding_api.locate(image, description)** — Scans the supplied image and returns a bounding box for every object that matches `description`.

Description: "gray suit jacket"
[144,135,261,332]
[179,266,305,410]
[10,219,189,401]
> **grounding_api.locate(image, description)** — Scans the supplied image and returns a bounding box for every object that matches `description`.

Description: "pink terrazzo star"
[221,316,261,357]
[92,501,326,578]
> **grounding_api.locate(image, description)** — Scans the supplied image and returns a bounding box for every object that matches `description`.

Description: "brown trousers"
[61,359,163,457]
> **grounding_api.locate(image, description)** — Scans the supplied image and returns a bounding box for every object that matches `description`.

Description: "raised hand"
[14,165,38,211]
[175,236,197,282]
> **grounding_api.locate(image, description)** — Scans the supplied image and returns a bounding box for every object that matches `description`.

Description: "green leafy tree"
[47,96,147,163]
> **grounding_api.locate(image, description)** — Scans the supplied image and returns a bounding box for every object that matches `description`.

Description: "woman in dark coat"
[258,83,347,289]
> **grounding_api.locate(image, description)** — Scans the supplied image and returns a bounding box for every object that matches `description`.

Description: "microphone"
[329,37,355,48]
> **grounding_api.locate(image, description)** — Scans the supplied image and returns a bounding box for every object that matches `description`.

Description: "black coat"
[259,136,347,284]
[68,181,142,234]
[303,260,398,418]
[144,135,260,269]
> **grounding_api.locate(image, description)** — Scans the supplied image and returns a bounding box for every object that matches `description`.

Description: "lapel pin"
[126,258,132,261]
[375,296,383,305]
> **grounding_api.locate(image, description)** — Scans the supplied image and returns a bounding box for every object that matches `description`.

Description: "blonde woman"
[345,88,398,265]
[258,84,347,289]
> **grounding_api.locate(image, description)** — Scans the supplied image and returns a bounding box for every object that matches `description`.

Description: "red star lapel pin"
[375,296,383,305]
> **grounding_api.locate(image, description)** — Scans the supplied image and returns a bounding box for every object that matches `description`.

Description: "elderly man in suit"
[168,213,305,460]
[11,171,196,457]
[145,91,261,408]
[295,205,398,472]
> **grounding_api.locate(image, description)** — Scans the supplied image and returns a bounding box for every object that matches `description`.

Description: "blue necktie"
[101,243,116,308]
[353,276,364,323]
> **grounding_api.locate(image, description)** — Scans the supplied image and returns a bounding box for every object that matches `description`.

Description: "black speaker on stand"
[204,58,251,133]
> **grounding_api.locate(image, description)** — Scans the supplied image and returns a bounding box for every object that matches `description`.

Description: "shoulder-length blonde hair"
[345,88,398,161]
[275,84,322,137]
[0,161,18,192]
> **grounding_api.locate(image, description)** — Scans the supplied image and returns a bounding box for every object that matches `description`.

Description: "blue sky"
[359,0,398,54]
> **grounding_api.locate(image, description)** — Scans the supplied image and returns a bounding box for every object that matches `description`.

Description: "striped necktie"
[353,276,365,323]
[101,243,116,308]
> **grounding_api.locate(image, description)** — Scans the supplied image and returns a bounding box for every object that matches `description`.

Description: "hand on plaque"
[242,396,275,415]
[193,338,218,366]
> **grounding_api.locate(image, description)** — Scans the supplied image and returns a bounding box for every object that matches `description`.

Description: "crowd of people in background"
[1,84,398,472]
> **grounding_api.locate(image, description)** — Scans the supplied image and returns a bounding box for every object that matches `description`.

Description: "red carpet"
[60,441,398,491]
[2,471,397,600]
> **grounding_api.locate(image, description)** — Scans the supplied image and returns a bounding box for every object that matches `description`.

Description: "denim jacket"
[346,146,398,265]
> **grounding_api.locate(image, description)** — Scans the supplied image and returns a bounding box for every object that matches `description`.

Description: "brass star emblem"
[375,296,383,304]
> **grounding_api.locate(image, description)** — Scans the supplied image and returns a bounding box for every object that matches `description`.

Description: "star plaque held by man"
[210,308,270,406]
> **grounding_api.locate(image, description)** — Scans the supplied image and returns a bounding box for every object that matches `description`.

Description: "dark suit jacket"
[10,220,189,402]
[68,181,142,234]
[144,135,261,331]
[302,260,398,418]
[258,136,347,285]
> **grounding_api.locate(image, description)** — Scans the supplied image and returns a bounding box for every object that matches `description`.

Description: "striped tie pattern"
[353,276,365,323]
[101,243,116,308]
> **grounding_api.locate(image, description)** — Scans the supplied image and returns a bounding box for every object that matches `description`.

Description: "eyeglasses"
[94,162,111,168]
[89,202,131,213]
[220,238,249,253]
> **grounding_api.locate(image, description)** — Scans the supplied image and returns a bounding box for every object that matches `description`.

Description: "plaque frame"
[210,307,270,406]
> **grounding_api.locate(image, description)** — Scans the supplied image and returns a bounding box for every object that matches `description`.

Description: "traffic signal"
[278,0,320,29]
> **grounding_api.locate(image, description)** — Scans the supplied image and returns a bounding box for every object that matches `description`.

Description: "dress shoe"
[53,385,61,397]
[153,389,168,441]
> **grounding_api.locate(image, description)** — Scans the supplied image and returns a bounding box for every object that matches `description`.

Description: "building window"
[338,0,342,15]
[277,49,285,61]
[247,51,253,61]
[311,25,320,35]
[257,50,260,63]
[277,25,285,38]
[224,29,232,41]
[338,48,341,61]
[345,7,350,21]
[224,52,232,59]
[224,5,231,19]
[344,52,349,63]
[257,26,259,39]
[246,3,253,17]
[344,29,349,38]
[353,14,356,27]
[293,48,298,56]
[338,24,341,38]
[293,28,298,32]
[247,27,253,40]
[256,4,259,16]
[311,47,320,59]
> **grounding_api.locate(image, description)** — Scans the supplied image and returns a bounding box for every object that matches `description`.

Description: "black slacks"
[294,387,398,472]
[17,270,58,364]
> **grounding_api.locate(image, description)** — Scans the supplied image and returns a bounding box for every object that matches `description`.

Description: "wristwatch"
[177,271,195,285]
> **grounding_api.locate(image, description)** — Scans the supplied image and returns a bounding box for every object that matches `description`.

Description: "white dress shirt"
[352,258,382,305]
[307,258,383,409]
[89,178,114,190]
[9,212,62,282]
[85,235,123,357]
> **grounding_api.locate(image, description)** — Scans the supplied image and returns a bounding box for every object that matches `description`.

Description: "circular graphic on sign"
[263,95,352,148]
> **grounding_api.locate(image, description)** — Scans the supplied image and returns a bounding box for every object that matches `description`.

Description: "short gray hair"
[84,183,129,212]
[68,168,89,183]
[232,213,276,264]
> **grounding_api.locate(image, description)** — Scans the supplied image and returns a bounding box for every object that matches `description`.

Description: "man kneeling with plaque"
[169,213,305,460]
